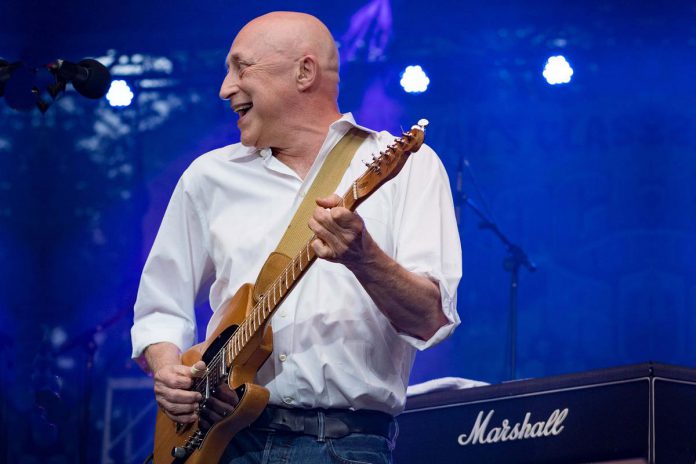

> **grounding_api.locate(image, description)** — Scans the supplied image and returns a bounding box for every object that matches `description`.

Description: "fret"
[292,259,296,280]
[285,269,289,289]
[221,345,227,375]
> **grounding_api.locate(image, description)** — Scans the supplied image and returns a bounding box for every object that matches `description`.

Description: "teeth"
[234,103,253,114]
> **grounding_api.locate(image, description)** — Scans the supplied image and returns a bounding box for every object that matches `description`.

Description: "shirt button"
[282,396,293,404]
[299,190,306,198]
[280,311,287,318]
[279,353,287,362]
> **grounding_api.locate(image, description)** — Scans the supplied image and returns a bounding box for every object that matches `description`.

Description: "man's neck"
[271,110,342,180]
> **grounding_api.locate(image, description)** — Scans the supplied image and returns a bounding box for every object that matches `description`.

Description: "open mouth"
[234,103,253,117]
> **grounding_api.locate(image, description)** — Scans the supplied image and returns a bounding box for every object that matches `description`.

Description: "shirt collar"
[226,113,376,161]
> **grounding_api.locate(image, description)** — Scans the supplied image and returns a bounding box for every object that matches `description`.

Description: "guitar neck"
[222,188,359,366]
[208,121,427,377]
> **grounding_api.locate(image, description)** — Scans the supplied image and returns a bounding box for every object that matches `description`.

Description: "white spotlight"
[400,65,430,93]
[543,56,573,85]
[106,80,134,107]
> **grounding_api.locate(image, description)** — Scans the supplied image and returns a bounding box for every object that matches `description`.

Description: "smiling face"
[219,13,341,152]
[219,20,300,148]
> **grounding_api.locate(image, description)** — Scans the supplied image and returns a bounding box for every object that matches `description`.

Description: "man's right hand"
[143,343,204,424]
[153,360,205,424]
[143,342,240,428]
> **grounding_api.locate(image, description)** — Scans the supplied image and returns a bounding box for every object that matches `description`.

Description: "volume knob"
[172,446,190,459]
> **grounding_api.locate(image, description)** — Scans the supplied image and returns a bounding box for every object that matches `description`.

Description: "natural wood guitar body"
[152,283,272,464]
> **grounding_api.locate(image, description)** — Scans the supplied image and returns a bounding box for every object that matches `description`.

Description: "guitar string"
[190,130,415,397]
[191,149,395,395]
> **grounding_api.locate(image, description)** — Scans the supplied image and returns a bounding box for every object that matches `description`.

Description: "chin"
[239,132,258,148]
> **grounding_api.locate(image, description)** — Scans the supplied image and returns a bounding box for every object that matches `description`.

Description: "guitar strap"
[252,126,369,302]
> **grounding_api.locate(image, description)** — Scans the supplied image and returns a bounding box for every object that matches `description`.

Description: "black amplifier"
[395,363,696,463]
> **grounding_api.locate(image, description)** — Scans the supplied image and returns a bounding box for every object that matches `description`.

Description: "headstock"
[350,119,428,206]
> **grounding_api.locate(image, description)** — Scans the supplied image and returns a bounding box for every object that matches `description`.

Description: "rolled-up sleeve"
[131,173,214,359]
[391,144,462,350]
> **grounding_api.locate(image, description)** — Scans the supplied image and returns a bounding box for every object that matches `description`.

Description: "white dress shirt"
[131,114,462,415]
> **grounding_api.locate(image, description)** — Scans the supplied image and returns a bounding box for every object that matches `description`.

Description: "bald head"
[236,12,339,79]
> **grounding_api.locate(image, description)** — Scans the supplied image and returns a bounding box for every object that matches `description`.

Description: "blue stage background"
[1,1,694,462]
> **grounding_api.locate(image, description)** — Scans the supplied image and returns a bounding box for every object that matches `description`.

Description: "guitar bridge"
[172,430,205,460]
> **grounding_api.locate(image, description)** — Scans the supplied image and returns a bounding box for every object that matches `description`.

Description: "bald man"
[132,11,461,463]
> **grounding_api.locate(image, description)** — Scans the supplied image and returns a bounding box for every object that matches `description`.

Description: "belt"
[250,405,395,439]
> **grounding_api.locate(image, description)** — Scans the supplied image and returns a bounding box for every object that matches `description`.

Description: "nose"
[219,71,239,100]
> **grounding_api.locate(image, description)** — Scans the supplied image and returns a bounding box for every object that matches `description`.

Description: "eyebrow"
[224,52,246,71]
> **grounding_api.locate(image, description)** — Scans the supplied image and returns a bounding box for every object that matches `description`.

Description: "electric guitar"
[152,119,429,463]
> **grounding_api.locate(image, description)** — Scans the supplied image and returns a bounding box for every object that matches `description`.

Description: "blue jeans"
[219,429,394,464]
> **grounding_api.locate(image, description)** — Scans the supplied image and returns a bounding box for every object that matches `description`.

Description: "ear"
[296,55,318,91]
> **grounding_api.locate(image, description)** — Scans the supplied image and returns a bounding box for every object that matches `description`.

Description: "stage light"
[400,65,430,93]
[543,56,573,85]
[106,80,133,107]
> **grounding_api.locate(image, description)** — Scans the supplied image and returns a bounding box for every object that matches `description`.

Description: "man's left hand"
[309,194,371,266]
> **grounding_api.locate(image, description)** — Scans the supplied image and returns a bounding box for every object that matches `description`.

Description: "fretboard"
[191,121,426,396]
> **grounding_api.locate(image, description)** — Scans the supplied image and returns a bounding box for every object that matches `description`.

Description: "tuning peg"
[417,118,429,128]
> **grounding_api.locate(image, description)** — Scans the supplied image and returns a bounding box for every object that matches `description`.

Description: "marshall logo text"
[457,408,569,446]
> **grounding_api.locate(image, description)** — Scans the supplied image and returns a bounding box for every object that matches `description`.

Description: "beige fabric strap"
[253,127,369,301]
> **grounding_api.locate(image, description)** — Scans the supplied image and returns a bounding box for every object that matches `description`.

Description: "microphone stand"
[457,193,537,380]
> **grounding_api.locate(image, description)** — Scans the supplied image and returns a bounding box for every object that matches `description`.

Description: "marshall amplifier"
[395,363,696,464]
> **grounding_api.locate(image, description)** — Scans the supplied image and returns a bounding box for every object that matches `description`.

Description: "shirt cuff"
[130,311,196,360]
[396,270,460,351]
